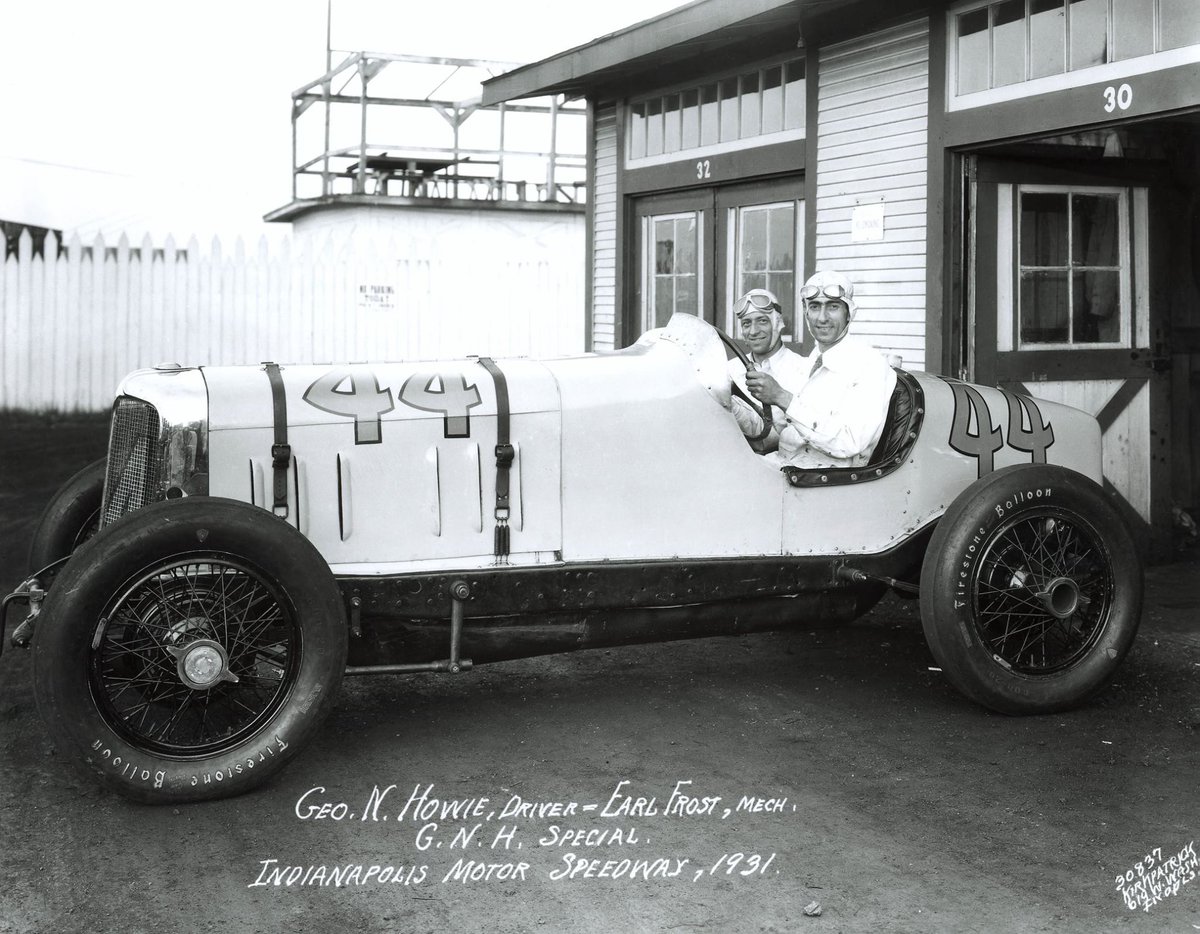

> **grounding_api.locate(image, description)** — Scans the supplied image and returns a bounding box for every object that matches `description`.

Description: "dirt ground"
[1,415,1198,934]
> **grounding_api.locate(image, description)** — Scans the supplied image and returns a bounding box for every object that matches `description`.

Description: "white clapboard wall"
[590,102,620,351]
[1,229,585,412]
[815,17,930,371]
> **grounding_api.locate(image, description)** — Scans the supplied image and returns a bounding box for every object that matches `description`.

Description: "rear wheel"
[920,464,1142,714]
[34,497,347,802]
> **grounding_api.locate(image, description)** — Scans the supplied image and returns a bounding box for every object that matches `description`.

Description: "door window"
[1015,186,1129,349]
[643,212,702,331]
[631,180,802,343]
[728,201,802,340]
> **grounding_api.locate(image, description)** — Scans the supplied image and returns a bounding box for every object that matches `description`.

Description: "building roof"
[481,0,810,103]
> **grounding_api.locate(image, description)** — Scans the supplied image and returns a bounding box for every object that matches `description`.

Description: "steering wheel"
[715,330,775,444]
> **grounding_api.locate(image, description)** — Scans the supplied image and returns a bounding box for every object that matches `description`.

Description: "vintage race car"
[3,313,1142,803]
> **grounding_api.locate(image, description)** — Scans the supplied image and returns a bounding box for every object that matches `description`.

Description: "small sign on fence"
[357,282,397,312]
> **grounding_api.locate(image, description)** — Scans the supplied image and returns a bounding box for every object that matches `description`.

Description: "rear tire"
[919,464,1142,714]
[33,497,347,803]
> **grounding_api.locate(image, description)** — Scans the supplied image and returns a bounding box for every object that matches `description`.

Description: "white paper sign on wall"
[851,202,885,243]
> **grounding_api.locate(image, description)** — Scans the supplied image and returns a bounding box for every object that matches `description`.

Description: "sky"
[0,0,685,244]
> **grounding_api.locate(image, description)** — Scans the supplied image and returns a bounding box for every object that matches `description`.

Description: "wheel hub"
[1035,576,1081,620]
[167,638,239,690]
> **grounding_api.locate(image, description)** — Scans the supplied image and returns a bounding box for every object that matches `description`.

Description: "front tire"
[28,457,107,575]
[33,497,348,803]
[919,464,1142,714]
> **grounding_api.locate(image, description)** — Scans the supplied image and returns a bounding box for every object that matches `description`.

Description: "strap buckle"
[271,443,291,470]
[495,442,515,468]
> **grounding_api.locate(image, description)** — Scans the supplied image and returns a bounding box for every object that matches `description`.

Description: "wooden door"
[971,156,1171,548]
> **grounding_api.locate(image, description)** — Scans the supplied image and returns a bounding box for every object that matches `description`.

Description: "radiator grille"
[101,397,162,528]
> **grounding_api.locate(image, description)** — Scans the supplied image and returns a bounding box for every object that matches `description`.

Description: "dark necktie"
[809,354,824,377]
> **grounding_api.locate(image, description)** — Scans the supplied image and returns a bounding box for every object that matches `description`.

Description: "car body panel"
[780,374,1101,556]
[203,360,564,571]
[545,344,782,563]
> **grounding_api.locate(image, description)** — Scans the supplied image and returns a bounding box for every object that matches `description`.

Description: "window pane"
[1030,0,1066,79]
[762,66,784,134]
[630,101,647,159]
[769,208,794,270]
[645,98,663,156]
[719,79,740,142]
[739,204,797,336]
[784,59,806,129]
[1021,270,1070,343]
[766,272,796,337]
[663,94,682,153]
[992,0,1027,87]
[676,217,697,271]
[1072,194,1120,266]
[676,275,697,321]
[1074,270,1120,342]
[1021,192,1069,266]
[1160,0,1200,50]
[681,89,700,149]
[743,212,769,271]
[700,84,719,146]
[651,214,699,329]
[1068,0,1108,70]
[654,278,675,329]
[1112,0,1155,59]
[740,73,761,138]
[770,206,796,337]
[654,221,675,275]
[957,9,990,94]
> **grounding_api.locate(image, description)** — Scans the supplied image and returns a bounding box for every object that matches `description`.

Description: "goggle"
[801,283,851,301]
[734,291,780,317]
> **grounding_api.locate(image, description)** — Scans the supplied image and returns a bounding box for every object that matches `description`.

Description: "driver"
[727,288,808,451]
[748,269,897,469]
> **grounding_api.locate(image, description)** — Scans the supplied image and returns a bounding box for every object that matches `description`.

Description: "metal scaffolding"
[289,52,588,206]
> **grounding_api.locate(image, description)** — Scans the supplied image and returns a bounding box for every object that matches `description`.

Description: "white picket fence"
[1,229,585,412]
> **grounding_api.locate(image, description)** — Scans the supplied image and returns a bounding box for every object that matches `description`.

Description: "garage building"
[482,0,1200,556]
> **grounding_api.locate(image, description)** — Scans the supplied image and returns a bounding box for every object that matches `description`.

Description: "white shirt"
[726,343,808,444]
[773,335,897,469]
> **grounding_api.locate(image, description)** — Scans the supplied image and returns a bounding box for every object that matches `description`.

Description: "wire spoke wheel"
[91,556,300,757]
[35,497,347,802]
[920,465,1141,714]
[973,511,1112,674]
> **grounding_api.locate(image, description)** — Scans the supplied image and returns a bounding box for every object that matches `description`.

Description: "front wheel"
[28,457,107,576]
[33,497,348,803]
[919,464,1142,714]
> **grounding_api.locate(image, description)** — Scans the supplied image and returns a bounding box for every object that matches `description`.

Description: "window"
[730,202,800,339]
[1016,187,1128,348]
[950,0,1200,102]
[644,213,701,331]
[1160,0,1200,50]
[628,58,806,161]
[681,89,701,149]
[1112,0,1155,59]
[1029,0,1066,79]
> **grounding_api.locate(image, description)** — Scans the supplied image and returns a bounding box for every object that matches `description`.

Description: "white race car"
[4,314,1142,802]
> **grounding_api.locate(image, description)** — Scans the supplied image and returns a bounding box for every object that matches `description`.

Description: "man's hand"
[746,370,793,409]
